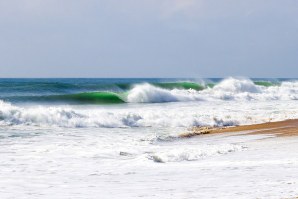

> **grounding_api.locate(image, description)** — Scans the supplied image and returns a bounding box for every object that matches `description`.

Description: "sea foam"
[1,77,298,128]
[150,144,244,163]
[126,77,298,103]
[1,98,298,128]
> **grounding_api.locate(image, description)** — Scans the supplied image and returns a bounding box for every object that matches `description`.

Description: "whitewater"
[1,77,298,198]
[1,77,298,128]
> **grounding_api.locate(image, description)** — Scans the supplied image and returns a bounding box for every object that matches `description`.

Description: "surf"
[1,78,298,104]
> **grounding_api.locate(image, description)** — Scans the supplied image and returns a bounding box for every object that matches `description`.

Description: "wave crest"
[126,78,298,103]
[213,77,260,93]
[3,78,298,104]
[127,83,202,103]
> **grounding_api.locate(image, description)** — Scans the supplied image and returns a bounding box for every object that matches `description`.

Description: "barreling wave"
[1,78,298,104]
[4,92,126,104]
[0,81,205,93]
[40,92,126,104]
[1,77,298,128]
[28,82,207,104]
[0,81,206,104]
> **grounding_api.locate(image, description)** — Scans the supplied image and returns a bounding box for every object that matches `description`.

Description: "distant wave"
[1,78,298,104]
[0,81,206,104]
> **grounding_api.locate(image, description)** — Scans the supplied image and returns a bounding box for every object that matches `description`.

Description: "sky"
[0,0,297,78]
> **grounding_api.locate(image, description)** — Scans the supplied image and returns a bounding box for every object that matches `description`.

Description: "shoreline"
[180,119,298,138]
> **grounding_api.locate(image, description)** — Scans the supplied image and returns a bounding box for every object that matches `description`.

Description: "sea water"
[1,77,298,198]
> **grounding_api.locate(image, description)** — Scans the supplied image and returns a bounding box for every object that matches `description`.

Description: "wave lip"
[127,83,202,103]
[153,82,205,91]
[213,77,260,93]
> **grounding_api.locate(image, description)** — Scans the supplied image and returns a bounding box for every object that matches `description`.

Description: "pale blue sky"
[0,0,297,77]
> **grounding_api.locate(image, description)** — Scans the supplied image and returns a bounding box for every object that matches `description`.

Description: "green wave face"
[254,81,279,87]
[47,92,126,104]
[114,82,205,91]
[35,82,205,104]
[153,82,205,91]
[206,83,216,88]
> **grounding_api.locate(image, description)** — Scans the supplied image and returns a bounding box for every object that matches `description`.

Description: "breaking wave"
[127,77,298,102]
[2,78,298,104]
[127,83,202,103]
[1,77,298,128]
[1,98,298,128]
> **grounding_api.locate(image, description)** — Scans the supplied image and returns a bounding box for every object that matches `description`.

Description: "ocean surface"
[1,77,298,198]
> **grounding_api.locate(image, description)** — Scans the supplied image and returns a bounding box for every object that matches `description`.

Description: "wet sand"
[181,119,298,138]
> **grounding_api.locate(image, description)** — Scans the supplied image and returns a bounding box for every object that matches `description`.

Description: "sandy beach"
[182,119,298,138]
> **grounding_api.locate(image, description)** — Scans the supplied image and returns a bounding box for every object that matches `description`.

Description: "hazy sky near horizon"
[0,0,297,77]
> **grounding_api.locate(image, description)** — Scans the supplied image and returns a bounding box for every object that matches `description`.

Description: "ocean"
[1,77,298,198]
